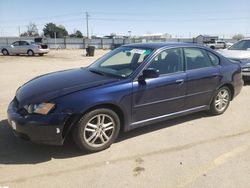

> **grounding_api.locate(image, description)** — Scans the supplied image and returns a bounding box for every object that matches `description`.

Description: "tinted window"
[19,41,29,45]
[207,51,220,66]
[184,48,213,70]
[148,48,183,75]
[12,42,19,46]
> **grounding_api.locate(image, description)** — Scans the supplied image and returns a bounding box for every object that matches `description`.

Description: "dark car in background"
[7,43,243,152]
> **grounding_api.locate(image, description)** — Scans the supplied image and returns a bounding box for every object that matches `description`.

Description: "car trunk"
[34,37,48,49]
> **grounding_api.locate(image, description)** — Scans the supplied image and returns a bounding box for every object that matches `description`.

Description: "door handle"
[212,74,219,77]
[175,79,184,84]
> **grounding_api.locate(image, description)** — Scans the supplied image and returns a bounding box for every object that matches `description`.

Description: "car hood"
[16,68,119,106]
[218,49,250,59]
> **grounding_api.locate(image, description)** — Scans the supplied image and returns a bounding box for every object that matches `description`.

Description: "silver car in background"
[218,38,250,80]
[1,40,49,56]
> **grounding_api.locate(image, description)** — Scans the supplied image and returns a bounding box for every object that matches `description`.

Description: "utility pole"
[86,11,89,39]
[18,26,20,38]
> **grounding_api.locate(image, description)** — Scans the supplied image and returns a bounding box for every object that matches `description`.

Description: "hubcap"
[3,50,7,55]
[215,89,229,112]
[83,114,115,147]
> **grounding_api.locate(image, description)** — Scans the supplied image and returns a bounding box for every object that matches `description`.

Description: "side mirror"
[139,68,159,81]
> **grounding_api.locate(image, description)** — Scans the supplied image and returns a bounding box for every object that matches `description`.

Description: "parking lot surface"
[0,50,250,188]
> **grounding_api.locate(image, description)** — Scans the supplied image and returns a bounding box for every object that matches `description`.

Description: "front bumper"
[7,100,70,145]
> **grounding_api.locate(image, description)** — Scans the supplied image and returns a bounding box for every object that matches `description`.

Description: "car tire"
[27,50,34,56]
[2,49,9,56]
[72,108,120,152]
[39,54,44,56]
[209,86,231,115]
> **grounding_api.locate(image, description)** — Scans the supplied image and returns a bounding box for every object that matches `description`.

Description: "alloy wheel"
[83,114,115,148]
[214,88,230,112]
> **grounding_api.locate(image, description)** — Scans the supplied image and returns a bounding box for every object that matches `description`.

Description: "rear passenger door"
[183,48,221,109]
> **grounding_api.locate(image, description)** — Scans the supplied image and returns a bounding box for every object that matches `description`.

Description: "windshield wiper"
[88,68,105,76]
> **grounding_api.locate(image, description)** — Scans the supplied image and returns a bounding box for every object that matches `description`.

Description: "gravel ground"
[0,49,250,188]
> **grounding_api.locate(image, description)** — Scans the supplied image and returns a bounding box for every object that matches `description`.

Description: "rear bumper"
[242,71,250,77]
[7,101,70,145]
[35,48,49,54]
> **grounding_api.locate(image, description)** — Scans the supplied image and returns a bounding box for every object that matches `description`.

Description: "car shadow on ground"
[0,111,210,165]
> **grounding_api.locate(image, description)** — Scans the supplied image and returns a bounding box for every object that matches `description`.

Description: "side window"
[19,41,29,46]
[12,42,19,46]
[148,48,183,75]
[207,51,220,66]
[184,48,213,70]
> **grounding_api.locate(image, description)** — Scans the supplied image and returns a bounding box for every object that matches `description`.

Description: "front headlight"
[25,103,55,115]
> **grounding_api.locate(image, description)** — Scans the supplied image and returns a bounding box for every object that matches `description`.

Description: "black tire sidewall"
[2,49,8,55]
[27,50,34,56]
[210,86,231,115]
[73,108,120,152]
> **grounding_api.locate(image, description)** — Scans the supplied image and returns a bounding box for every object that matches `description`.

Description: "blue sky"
[0,0,249,37]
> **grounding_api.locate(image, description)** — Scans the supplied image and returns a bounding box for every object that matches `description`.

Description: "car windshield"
[229,40,250,50]
[89,47,153,78]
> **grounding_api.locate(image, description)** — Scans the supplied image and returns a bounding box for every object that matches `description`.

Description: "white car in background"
[1,40,49,56]
[218,39,250,80]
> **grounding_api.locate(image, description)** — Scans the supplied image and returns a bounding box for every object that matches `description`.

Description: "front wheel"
[209,86,231,115]
[2,49,9,55]
[72,108,120,152]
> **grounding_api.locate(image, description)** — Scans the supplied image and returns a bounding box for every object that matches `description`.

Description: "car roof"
[123,42,204,50]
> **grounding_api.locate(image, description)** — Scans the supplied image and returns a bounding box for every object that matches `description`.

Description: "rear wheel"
[72,108,120,152]
[210,86,231,115]
[27,50,34,56]
[39,53,44,56]
[2,49,9,55]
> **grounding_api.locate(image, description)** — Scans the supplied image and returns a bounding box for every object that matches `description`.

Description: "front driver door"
[132,47,187,125]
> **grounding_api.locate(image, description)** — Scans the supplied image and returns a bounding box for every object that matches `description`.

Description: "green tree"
[43,23,68,38]
[20,22,39,37]
[232,34,244,41]
[69,30,83,38]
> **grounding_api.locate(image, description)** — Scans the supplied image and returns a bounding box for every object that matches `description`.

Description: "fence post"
[64,37,66,49]
[83,38,86,48]
[101,38,104,49]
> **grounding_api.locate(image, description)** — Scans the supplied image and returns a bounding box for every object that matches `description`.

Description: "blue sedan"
[7,43,243,152]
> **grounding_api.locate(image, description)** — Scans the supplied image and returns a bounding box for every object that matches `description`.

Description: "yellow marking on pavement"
[178,143,250,188]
